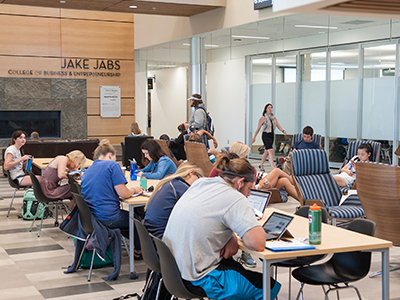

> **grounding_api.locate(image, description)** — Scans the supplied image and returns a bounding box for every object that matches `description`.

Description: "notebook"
[262,212,294,241]
[248,189,271,219]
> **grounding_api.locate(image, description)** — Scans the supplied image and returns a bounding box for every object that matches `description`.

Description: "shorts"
[262,132,274,150]
[336,172,356,188]
[184,258,281,300]
[12,175,25,185]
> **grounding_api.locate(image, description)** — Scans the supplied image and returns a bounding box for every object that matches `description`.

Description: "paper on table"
[265,238,316,252]
[339,189,358,206]
[130,191,144,198]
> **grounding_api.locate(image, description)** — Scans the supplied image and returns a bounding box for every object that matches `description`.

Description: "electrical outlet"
[227,140,229,145]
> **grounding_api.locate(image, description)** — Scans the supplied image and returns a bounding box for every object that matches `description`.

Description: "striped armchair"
[291,133,322,149]
[339,140,381,195]
[291,149,364,224]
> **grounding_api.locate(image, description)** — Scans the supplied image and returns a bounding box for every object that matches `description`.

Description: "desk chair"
[124,136,153,169]
[67,174,81,195]
[134,219,162,300]
[28,171,65,236]
[292,219,376,300]
[291,149,364,225]
[6,170,31,217]
[291,133,322,149]
[356,162,400,277]
[185,141,213,177]
[152,236,204,300]
[274,206,328,300]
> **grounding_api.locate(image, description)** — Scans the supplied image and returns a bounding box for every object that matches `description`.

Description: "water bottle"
[130,159,137,181]
[309,203,321,245]
[26,158,32,172]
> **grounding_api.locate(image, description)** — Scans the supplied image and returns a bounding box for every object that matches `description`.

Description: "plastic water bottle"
[309,203,321,245]
[130,159,137,181]
[26,158,32,172]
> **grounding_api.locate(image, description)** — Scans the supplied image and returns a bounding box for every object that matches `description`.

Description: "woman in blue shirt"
[144,162,203,239]
[137,139,177,179]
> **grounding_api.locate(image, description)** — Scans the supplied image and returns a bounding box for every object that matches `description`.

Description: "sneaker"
[241,251,256,268]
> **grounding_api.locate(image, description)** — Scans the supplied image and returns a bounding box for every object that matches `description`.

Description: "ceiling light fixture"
[183,43,219,48]
[129,5,137,9]
[231,35,270,40]
[60,0,66,3]
[295,25,338,29]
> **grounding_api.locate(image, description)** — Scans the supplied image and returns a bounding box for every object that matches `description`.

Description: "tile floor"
[1,162,400,300]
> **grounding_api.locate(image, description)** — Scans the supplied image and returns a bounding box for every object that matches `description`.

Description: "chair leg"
[295,282,305,300]
[142,270,155,300]
[155,277,163,300]
[122,235,130,258]
[37,204,47,237]
[350,285,363,300]
[29,205,41,232]
[76,236,91,272]
[7,189,17,217]
[88,248,96,281]
[370,264,400,277]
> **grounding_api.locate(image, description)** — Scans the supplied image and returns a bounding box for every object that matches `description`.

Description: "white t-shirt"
[4,145,25,183]
[163,176,260,281]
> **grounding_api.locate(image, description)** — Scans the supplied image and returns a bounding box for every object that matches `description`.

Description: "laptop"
[262,212,294,241]
[248,189,271,219]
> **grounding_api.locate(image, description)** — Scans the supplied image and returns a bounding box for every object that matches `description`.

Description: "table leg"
[263,260,271,300]
[382,248,390,300]
[129,204,138,279]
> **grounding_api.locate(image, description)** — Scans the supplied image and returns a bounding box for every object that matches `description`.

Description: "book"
[265,238,316,252]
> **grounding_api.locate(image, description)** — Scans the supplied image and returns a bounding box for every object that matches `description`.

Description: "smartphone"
[26,158,32,172]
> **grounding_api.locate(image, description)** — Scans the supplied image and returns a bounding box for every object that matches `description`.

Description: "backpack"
[21,188,50,220]
[197,107,215,136]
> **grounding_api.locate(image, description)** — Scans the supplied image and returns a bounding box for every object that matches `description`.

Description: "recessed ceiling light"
[231,35,270,40]
[60,0,66,3]
[129,5,137,9]
[295,25,338,29]
[183,43,219,48]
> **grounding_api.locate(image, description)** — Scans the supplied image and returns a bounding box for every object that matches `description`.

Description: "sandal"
[259,165,265,172]
[134,251,143,260]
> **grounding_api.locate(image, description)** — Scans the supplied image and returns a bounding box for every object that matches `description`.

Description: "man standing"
[163,155,281,300]
[188,93,207,131]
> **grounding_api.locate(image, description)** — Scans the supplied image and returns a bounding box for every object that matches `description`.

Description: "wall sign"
[254,0,273,10]
[100,86,121,118]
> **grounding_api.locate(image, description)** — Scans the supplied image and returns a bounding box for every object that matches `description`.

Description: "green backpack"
[21,188,49,220]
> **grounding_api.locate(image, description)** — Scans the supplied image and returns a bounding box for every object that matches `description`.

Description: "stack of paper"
[265,239,316,252]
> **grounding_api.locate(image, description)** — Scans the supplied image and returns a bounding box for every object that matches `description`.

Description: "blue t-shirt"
[81,160,127,221]
[144,177,190,239]
[140,155,177,179]
[292,139,320,150]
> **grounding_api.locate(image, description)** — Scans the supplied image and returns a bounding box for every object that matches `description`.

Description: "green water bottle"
[309,203,321,245]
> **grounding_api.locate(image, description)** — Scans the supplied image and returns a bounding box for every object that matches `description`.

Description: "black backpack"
[197,107,215,136]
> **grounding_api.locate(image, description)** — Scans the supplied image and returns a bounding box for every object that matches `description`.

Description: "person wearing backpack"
[188,93,208,131]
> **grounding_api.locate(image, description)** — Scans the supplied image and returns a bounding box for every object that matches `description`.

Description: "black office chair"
[28,171,65,236]
[274,206,329,300]
[134,219,163,300]
[71,192,97,281]
[152,236,204,300]
[6,170,31,217]
[67,174,82,195]
[292,219,376,300]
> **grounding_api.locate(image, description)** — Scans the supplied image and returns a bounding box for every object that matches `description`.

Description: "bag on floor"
[21,188,49,220]
[141,271,172,300]
[73,237,114,269]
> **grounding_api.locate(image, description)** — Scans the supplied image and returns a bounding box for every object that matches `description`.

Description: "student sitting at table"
[137,139,177,180]
[4,130,37,186]
[81,139,144,259]
[163,154,281,300]
[40,150,86,210]
[144,162,203,239]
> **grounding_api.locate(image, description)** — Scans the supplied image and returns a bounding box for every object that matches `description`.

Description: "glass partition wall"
[248,41,400,166]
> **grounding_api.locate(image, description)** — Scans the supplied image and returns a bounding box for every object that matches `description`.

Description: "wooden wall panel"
[61,9,134,22]
[0,14,61,56]
[88,115,135,136]
[61,19,134,59]
[0,3,59,17]
[88,135,127,145]
[0,56,62,76]
[86,60,135,98]
[88,97,135,115]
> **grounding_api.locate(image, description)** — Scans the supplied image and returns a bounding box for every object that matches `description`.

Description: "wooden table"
[33,157,94,171]
[238,208,393,300]
[122,177,159,279]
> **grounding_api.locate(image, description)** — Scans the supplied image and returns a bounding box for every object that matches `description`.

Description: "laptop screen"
[262,212,293,239]
[248,190,271,219]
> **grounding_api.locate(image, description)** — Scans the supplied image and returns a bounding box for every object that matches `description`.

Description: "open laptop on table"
[262,211,294,241]
[248,189,271,219]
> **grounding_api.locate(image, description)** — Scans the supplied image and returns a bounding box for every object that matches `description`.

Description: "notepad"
[265,238,316,252]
